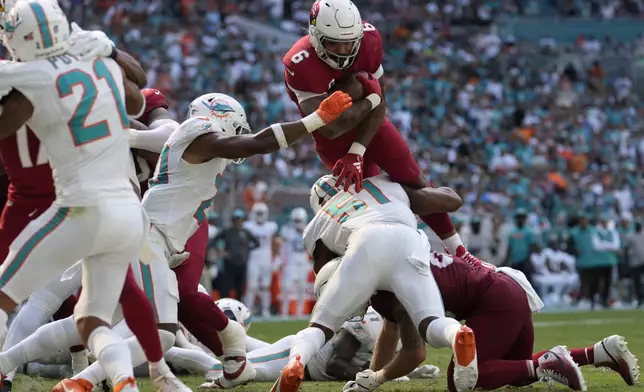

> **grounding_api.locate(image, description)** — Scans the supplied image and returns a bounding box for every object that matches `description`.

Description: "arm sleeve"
[129,122,177,153]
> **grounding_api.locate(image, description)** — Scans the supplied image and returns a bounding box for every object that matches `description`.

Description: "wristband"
[365,93,381,110]
[108,46,118,60]
[348,142,366,157]
[128,129,138,147]
[301,111,326,133]
[270,123,289,149]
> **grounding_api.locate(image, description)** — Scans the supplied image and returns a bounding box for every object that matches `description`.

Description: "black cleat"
[2,380,12,392]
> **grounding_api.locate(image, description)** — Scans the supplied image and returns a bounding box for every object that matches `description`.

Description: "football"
[331,73,365,101]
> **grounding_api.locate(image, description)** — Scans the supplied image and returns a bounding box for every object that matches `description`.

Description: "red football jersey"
[371,254,496,322]
[283,21,383,111]
[0,126,54,202]
[138,88,169,125]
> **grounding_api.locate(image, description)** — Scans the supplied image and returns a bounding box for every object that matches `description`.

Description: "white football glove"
[69,22,115,60]
[342,370,384,392]
[408,364,441,379]
[168,251,191,268]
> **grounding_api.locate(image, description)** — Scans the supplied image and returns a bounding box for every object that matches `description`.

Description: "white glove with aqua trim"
[69,22,115,60]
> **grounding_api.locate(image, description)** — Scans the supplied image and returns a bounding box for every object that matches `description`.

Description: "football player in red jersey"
[282,0,478,263]
[368,257,639,392]
[0,37,189,390]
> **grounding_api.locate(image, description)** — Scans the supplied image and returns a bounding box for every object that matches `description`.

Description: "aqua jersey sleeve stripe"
[0,207,70,288]
[362,180,390,204]
[28,2,54,49]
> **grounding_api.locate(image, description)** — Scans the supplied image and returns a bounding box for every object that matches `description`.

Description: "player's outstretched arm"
[300,93,375,139]
[0,89,33,139]
[120,68,145,117]
[403,186,463,215]
[183,92,351,163]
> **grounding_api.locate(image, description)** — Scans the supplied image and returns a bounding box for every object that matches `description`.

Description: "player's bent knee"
[158,328,176,352]
[308,322,334,341]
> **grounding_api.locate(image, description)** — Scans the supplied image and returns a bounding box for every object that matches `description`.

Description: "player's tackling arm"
[183,92,352,164]
[300,95,375,139]
[113,49,147,88]
[0,89,33,140]
[402,186,463,215]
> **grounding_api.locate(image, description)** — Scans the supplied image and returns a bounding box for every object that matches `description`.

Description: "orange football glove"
[316,91,352,124]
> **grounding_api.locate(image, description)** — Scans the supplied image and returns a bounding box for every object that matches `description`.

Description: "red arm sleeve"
[138,88,169,125]
[358,22,384,78]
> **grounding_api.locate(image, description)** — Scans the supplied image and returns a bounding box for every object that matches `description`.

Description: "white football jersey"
[244,220,278,257]
[0,56,134,206]
[307,307,399,381]
[142,116,227,252]
[303,175,417,256]
[280,225,307,264]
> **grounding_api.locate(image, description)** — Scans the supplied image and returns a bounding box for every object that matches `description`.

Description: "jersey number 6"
[56,59,129,147]
[291,50,310,64]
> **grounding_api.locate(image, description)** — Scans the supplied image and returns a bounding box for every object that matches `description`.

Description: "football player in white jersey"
[243,202,278,318]
[278,207,311,317]
[0,1,147,390]
[82,88,350,389]
[271,174,477,392]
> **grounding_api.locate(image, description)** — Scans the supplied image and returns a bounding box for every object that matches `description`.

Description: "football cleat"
[594,335,640,385]
[52,378,94,392]
[270,355,304,392]
[452,325,478,391]
[113,377,138,392]
[1,380,10,392]
[455,245,490,268]
[536,346,587,391]
[151,371,192,392]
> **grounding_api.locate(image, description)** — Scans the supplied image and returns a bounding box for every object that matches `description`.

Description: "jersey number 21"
[56,59,129,146]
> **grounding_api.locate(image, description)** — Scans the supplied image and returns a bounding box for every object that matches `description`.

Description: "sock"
[442,233,463,256]
[425,317,461,349]
[164,347,217,375]
[86,326,134,386]
[178,293,225,356]
[0,308,8,343]
[572,347,595,365]
[289,327,325,365]
[218,319,246,357]
[2,301,51,381]
[260,289,271,315]
[121,270,164,362]
[0,316,80,375]
[71,348,89,374]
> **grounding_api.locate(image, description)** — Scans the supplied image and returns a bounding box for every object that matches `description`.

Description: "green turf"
[13,310,644,391]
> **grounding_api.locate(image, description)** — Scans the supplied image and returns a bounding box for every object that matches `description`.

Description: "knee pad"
[158,329,176,352]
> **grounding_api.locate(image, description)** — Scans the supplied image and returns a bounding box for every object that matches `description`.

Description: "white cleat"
[151,372,193,392]
[594,335,640,385]
[536,346,587,391]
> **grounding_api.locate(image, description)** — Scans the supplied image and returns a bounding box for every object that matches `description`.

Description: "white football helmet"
[251,202,269,223]
[290,207,308,230]
[216,298,252,331]
[2,0,70,61]
[309,0,363,70]
[314,257,341,299]
[310,174,340,214]
[187,93,251,164]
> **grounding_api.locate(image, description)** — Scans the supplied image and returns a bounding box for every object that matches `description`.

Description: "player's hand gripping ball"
[332,73,366,101]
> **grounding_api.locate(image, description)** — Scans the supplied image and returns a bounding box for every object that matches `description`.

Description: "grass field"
[13,309,644,392]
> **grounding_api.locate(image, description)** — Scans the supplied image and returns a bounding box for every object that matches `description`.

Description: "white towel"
[497,267,545,312]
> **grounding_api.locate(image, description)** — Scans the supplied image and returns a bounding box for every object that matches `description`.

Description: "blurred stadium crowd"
[20,0,644,314]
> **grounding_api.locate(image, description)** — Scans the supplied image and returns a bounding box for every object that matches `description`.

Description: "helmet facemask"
[310,25,362,70]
